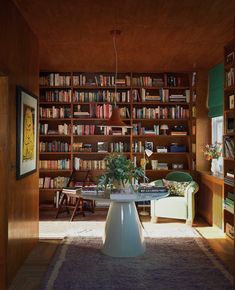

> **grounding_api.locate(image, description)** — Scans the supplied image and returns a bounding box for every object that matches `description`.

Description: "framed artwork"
[145,141,153,152]
[229,94,234,109]
[16,86,38,179]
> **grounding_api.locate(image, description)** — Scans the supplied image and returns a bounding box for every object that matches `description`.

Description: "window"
[212,116,223,173]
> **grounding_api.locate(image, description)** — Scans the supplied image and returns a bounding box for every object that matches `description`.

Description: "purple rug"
[41,236,233,290]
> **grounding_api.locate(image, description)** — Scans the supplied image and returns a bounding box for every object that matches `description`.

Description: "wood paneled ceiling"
[13,0,235,72]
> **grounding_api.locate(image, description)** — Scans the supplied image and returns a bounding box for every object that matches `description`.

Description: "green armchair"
[150,171,199,225]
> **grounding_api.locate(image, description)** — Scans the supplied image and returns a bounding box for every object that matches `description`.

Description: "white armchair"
[150,172,199,225]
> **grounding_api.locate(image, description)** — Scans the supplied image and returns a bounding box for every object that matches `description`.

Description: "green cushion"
[166,171,192,182]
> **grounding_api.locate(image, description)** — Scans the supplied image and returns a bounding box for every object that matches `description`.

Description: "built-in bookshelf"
[223,40,235,239]
[39,71,196,207]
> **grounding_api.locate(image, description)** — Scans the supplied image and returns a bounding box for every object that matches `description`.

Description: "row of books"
[39,176,70,189]
[39,73,191,88]
[73,74,131,87]
[224,137,234,159]
[224,176,234,187]
[74,157,106,170]
[132,88,190,103]
[73,143,92,152]
[132,74,189,87]
[133,106,189,119]
[74,104,130,119]
[73,90,130,103]
[39,159,71,170]
[132,124,160,135]
[226,171,234,179]
[40,141,71,152]
[40,90,72,103]
[224,196,234,214]
[109,142,130,153]
[40,73,71,86]
[73,124,96,136]
[40,107,71,119]
[132,75,165,87]
[142,89,190,103]
[132,141,149,153]
[40,123,72,135]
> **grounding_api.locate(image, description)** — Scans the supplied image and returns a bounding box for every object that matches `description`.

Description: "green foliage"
[98,153,146,189]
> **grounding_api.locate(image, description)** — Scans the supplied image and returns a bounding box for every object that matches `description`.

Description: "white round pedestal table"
[102,199,144,257]
[81,192,169,258]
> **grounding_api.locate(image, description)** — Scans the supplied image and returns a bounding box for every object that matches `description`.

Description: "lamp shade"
[105,107,127,127]
[145,148,153,157]
[160,124,169,130]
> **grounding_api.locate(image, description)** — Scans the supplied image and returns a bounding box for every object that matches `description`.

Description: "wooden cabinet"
[223,40,235,237]
[39,71,196,207]
[197,171,224,229]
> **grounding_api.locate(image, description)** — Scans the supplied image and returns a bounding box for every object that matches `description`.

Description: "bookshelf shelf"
[40,152,71,155]
[39,71,196,207]
[223,40,235,238]
[133,118,189,122]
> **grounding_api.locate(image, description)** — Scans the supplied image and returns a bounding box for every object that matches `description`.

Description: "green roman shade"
[208,63,224,118]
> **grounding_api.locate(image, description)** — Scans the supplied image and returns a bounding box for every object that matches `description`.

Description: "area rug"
[41,236,233,290]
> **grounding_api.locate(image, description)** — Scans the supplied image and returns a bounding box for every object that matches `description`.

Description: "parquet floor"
[9,212,234,290]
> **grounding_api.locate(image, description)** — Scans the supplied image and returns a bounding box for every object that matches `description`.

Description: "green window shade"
[208,63,224,118]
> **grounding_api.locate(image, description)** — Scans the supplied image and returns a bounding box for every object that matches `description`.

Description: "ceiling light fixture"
[103,29,130,128]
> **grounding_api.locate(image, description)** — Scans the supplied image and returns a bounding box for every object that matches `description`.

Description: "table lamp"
[139,148,153,216]
[160,124,169,135]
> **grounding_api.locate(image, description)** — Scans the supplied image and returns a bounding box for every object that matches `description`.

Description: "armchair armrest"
[185,181,199,224]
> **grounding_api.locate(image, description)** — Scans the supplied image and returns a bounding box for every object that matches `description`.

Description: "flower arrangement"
[203,142,222,160]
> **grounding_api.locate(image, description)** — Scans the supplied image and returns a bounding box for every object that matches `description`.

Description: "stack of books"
[157,163,168,170]
[224,172,234,186]
[138,185,169,198]
[224,197,234,214]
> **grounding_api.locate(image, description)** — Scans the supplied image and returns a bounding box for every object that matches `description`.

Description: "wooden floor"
[9,213,234,290]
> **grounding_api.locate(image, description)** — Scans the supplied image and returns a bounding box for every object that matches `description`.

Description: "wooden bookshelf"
[223,40,235,238]
[39,71,196,207]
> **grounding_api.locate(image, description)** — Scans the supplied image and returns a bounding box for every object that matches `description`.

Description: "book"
[229,94,234,109]
[138,186,167,193]
[62,187,81,194]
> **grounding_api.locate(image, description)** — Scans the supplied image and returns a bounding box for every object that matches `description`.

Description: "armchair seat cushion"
[152,196,188,220]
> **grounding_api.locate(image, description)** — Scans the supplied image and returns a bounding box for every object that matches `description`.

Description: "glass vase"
[211,159,219,175]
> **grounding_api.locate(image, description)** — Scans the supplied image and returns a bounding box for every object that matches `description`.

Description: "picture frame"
[145,141,153,152]
[229,94,234,109]
[16,86,38,179]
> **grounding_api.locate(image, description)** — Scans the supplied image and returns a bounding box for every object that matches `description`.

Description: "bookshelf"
[39,71,196,207]
[223,40,235,239]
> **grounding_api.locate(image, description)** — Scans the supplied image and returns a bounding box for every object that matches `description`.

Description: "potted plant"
[98,153,145,193]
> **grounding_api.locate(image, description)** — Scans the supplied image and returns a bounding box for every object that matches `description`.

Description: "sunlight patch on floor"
[195,226,227,239]
[39,220,199,239]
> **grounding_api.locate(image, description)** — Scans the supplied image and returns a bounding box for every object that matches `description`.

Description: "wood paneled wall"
[0,76,9,290]
[0,1,39,288]
[196,70,211,171]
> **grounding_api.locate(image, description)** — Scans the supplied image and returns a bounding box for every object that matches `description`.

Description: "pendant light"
[102,30,130,128]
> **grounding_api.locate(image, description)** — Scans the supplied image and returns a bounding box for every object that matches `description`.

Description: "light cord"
[112,33,118,107]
